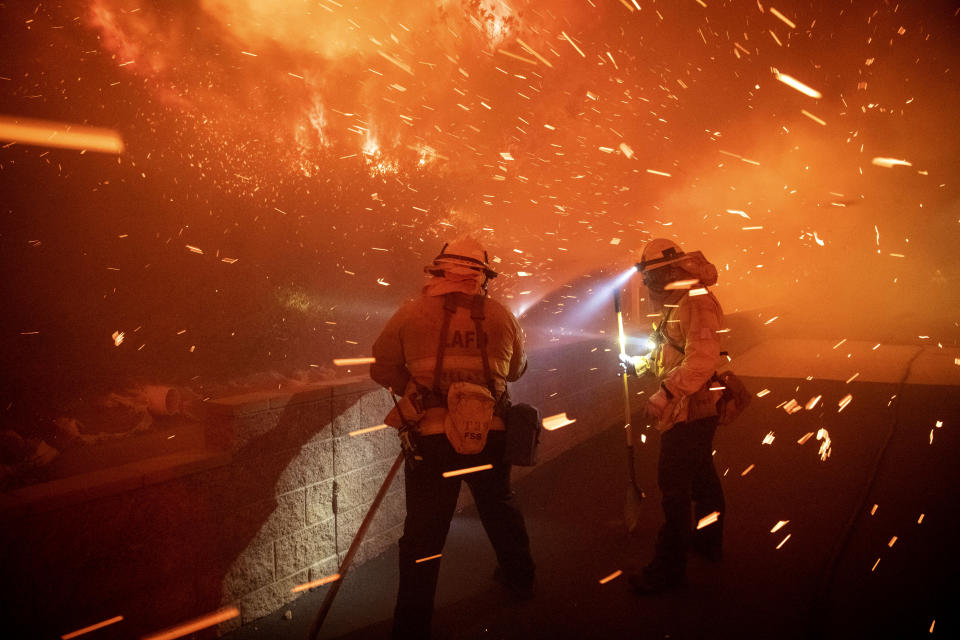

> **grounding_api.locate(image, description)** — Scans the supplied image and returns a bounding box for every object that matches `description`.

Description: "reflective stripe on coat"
[652,290,724,425]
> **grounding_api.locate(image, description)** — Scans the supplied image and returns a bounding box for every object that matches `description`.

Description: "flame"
[363,136,381,158]
[470,0,516,46]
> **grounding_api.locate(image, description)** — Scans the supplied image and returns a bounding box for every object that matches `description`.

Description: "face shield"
[641,264,685,291]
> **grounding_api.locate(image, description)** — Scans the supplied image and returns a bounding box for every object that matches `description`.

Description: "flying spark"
[773,69,823,99]
[598,569,623,584]
[871,157,913,168]
[837,394,853,412]
[816,428,832,460]
[415,554,443,563]
[0,115,124,154]
[768,7,797,29]
[61,616,124,640]
[333,357,376,366]
[349,424,390,437]
[142,607,240,640]
[516,38,553,68]
[291,573,341,593]
[542,412,576,431]
[560,31,586,58]
[664,278,700,290]
[696,511,721,529]
[442,464,493,478]
[801,109,827,126]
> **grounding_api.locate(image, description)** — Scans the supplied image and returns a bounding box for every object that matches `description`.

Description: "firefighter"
[371,236,535,639]
[622,238,726,594]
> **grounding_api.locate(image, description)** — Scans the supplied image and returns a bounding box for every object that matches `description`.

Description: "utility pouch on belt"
[713,370,751,425]
[384,393,426,430]
[503,402,541,466]
[444,382,495,455]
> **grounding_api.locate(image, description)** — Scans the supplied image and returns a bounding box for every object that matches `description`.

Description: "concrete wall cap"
[207,377,382,416]
[0,449,230,520]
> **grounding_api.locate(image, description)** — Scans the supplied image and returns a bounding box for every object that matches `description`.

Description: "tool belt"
[414,385,509,416]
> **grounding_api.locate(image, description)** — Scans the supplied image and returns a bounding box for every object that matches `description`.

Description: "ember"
[2,0,957,637]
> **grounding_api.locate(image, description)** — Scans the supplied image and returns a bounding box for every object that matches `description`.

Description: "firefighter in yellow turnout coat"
[623,238,726,594]
[371,236,535,639]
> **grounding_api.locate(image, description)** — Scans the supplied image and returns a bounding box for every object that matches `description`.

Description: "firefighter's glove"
[619,353,650,377]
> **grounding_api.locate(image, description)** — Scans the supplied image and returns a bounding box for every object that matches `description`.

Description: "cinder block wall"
[0,338,639,637]
[206,378,405,630]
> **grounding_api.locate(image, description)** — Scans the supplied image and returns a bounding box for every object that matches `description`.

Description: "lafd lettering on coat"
[446,330,477,348]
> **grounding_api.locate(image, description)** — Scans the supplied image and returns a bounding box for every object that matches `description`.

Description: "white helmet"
[637,238,686,272]
[425,235,498,279]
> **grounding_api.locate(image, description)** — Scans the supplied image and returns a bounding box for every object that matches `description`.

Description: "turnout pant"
[392,431,534,639]
[647,416,724,582]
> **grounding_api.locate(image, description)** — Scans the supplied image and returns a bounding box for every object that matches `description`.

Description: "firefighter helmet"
[637,238,686,273]
[425,236,498,279]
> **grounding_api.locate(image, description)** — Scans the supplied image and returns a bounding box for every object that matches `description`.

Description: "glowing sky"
[2,0,958,409]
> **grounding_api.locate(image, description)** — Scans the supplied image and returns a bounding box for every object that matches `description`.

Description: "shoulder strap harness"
[430,294,499,399]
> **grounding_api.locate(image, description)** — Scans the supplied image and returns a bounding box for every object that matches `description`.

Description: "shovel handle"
[308,452,404,639]
[621,370,633,447]
[615,290,643,498]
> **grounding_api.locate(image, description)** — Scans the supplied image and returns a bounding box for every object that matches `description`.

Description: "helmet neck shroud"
[427,239,498,280]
